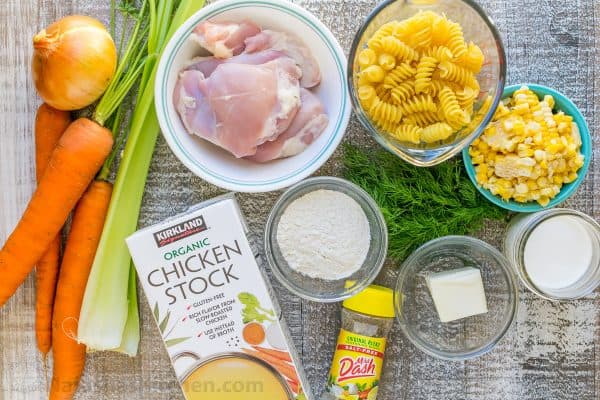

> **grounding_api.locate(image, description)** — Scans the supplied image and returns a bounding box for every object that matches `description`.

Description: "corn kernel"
[536,177,549,188]
[543,95,555,108]
[477,140,489,153]
[562,173,575,184]
[503,119,514,132]
[527,180,538,191]
[517,144,534,157]
[538,196,550,207]
[515,183,529,194]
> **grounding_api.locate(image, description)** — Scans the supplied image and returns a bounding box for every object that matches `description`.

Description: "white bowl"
[155,0,351,193]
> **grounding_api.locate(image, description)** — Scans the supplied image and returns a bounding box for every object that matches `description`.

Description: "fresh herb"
[238,292,275,324]
[343,144,509,262]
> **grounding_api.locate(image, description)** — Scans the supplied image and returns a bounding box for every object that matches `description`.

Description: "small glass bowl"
[265,177,388,302]
[394,236,518,360]
[348,0,506,166]
[504,209,600,301]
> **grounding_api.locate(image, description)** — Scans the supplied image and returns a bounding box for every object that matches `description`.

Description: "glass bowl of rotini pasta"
[348,0,506,166]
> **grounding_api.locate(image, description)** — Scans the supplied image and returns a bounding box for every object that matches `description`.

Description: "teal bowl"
[462,84,591,213]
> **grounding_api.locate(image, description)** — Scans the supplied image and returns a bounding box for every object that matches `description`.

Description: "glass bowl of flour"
[265,177,388,302]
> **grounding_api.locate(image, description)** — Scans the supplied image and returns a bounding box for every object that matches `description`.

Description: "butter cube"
[426,267,488,323]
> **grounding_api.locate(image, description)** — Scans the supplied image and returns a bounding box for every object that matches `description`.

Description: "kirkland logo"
[153,216,208,247]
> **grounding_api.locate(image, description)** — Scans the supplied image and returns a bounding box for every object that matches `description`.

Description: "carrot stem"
[93,0,150,126]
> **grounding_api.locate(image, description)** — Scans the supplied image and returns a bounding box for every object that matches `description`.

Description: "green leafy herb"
[343,144,509,262]
[238,292,275,324]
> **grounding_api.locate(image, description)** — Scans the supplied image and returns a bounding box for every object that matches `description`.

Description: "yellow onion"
[32,15,117,111]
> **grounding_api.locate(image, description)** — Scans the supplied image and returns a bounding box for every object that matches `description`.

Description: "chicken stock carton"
[126,194,312,400]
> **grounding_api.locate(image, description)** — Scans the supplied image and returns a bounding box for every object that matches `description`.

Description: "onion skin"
[32,15,117,111]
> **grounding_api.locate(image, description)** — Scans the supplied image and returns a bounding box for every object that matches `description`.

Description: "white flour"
[276,189,371,280]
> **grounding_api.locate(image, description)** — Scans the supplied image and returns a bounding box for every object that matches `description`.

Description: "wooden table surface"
[1,0,599,399]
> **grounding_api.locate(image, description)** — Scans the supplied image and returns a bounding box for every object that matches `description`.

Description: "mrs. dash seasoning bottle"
[323,285,395,400]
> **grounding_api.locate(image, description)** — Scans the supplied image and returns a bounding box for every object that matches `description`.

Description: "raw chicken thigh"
[191,20,260,59]
[244,30,322,88]
[174,58,302,158]
[246,89,329,163]
[184,49,285,77]
[174,19,328,162]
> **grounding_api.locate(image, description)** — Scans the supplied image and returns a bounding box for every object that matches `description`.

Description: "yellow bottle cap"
[343,284,395,318]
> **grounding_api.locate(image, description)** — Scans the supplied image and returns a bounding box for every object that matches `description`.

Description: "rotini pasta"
[455,86,478,108]
[361,65,385,83]
[390,81,416,104]
[382,63,417,88]
[393,124,422,144]
[438,61,479,89]
[357,85,377,109]
[370,99,403,125]
[375,84,394,103]
[422,46,453,62]
[456,42,485,73]
[438,86,464,123]
[358,48,377,68]
[355,10,484,144]
[367,21,398,51]
[415,56,438,93]
[380,36,419,61]
[421,122,454,143]
[426,79,461,96]
[403,110,441,127]
[378,53,396,71]
[442,19,468,58]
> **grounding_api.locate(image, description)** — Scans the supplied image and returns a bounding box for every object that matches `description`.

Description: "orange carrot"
[0,118,113,307]
[242,348,300,383]
[253,345,293,363]
[50,180,112,400]
[34,103,71,358]
[284,377,299,394]
[243,323,266,345]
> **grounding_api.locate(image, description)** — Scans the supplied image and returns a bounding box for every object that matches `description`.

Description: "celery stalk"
[113,264,140,356]
[78,0,206,352]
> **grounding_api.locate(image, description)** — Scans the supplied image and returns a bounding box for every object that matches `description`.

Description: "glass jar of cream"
[504,209,600,300]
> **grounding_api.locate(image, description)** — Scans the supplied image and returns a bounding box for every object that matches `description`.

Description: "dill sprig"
[343,144,509,262]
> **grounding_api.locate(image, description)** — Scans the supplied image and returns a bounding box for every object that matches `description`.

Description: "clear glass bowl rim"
[394,235,519,361]
[264,176,389,302]
[347,0,507,167]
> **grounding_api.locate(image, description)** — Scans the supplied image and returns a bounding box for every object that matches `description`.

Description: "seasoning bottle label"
[326,329,385,400]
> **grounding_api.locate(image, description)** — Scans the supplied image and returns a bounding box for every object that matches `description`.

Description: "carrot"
[0,118,113,307]
[252,345,293,363]
[284,377,299,394]
[243,323,266,345]
[242,348,300,383]
[34,103,71,358]
[50,180,112,400]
